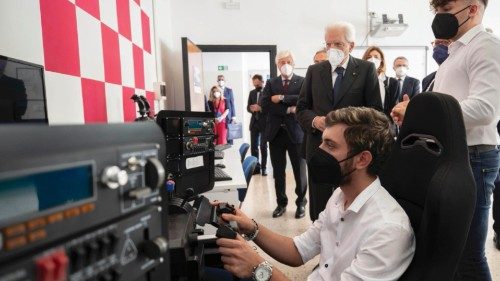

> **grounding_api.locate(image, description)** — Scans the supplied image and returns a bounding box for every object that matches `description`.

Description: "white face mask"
[280,64,294,77]
[368,58,381,70]
[213,91,221,98]
[218,80,225,87]
[327,48,346,67]
[395,66,408,77]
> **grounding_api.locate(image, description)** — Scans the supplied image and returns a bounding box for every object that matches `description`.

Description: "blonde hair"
[208,85,224,102]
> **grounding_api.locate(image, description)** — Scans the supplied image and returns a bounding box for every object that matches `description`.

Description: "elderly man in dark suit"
[261,50,307,219]
[247,74,268,176]
[385,56,421,117]
[297,22,383,221]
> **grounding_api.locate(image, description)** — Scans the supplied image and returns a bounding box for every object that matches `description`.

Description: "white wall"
[160,0,500,110]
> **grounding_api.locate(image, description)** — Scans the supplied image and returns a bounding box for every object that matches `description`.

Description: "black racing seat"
[379,92,476,280]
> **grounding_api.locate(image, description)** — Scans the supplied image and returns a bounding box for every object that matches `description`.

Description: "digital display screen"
[0,165,93,223]
[187,120,202,130]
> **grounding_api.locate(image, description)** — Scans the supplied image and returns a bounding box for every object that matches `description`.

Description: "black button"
[341,218,344,221]
[325,264,328,268]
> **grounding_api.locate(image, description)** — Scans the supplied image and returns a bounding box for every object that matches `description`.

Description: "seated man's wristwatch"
[252,261,273,281]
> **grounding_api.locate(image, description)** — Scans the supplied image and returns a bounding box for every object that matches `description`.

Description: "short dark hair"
[325,107,393,176]
[430,0,487,10]
[252,74,263,81]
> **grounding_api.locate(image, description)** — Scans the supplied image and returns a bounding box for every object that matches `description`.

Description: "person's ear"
[354,150,373,170]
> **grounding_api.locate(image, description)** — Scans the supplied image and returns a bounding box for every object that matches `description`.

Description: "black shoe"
[494,232,500,250]
[261,169,267,176]
[295,205,306,219]
[215,163,226,168]
[272,206,286,218]
[253,167,261,175]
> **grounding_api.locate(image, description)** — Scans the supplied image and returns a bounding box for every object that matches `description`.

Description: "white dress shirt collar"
[333,178,380,213]
[281,74,293,82]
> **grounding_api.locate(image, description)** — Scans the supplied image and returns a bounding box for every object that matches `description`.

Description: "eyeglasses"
[401,134,443,156]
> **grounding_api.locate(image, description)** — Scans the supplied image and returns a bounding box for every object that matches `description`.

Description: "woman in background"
[362,46,390,116]
[208,85,231,145]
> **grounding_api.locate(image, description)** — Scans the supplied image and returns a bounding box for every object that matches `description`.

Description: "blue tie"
[333,67,344,102]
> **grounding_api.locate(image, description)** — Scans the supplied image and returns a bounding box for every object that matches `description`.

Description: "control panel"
[0,123,170,281]
[156,111,215,198]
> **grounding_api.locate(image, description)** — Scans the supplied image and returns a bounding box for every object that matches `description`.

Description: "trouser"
[494,171,500,234]
[269,128,307,207]
[307,172,335,221]
[455,147,499,281]
[250,127,267,171]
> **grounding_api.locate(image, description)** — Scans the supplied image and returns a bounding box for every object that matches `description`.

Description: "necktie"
[397,78,403,101]
[332,67,344,101]
[283,79,290,94]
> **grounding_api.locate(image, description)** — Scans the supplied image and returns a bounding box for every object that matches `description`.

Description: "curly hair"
[430,0,487,11]
[325,107,393,176]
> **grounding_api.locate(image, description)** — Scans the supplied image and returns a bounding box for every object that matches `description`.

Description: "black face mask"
[432,5,471,39]
[308,147,357,187]
[255,86,263,91]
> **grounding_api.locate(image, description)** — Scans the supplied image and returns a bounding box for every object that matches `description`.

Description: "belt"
[468,145,498,153]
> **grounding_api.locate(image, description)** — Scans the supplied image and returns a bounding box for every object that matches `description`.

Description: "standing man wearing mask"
[392,0,500,279]
[217,75,236,144]
[422,39,451,92]
[247,74,268,176]
[386,57,420,118]
[297,22,382,221]
[261,50,307,219]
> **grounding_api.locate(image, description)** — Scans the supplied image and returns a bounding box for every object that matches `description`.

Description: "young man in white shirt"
[391,1,499,280]
[216,107,415,281]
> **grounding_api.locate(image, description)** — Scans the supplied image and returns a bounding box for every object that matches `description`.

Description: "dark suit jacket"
[296,56,382,160]
[223,87,235,123]
[385,75,421,116]
[247,88,267,131]
[261,74,304,144]
[422,71,436,92]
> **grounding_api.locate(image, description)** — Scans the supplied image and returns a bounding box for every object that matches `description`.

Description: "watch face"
[255,266,272,281]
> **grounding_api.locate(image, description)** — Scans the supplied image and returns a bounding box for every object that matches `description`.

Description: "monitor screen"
[0,55,48,123]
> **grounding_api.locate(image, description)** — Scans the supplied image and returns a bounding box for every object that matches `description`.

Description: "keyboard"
[215,144,232,151]
[214,167,232,181]
[214,150,224,160]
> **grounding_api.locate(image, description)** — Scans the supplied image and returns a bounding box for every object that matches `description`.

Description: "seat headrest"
[398,92,468,160]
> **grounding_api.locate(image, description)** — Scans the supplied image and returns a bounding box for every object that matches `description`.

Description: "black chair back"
[380,92,476,280]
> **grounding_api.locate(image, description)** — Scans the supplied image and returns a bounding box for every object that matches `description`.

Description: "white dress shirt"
[293,178,415,281]
[434,24,500,145]
[378,73,387,104]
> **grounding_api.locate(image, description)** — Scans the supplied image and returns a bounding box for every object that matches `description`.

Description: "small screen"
[0,55,47,123]
[0,165,93,223]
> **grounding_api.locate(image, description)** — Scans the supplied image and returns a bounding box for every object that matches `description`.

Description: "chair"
[237,156,258,209]
[379,92,476,280]
[239,143,250,163]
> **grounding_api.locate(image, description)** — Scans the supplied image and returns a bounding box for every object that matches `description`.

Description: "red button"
[192,137,199,144]
[52,250,69,281]
[36,256,56,281]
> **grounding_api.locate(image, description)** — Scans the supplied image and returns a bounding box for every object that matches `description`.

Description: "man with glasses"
[297,21,383,221]
[392,0,500,279]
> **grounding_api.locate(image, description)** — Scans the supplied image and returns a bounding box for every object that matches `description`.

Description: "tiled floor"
[242,171,500,280]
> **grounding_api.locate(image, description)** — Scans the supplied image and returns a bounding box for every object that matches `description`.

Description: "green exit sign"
[218,65,228,71]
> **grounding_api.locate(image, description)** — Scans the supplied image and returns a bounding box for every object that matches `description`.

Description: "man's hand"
[271,95,282,104]
[217,235,265,278]
[221,208,255,234]
[250,104,261,112]
[391,94,410,126]
[287,106,296,114]
[313,116,326,132]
